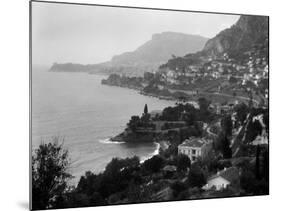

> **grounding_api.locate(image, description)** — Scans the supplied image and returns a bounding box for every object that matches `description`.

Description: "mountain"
[50,32,208,76]
[160,15,269,71]
[110,32,208,65]
[203,15,269,56]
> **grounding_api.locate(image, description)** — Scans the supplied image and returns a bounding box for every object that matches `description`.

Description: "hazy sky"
[32,2,240,66]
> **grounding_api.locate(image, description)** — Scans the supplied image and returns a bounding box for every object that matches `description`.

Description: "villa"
[178,137,212,162]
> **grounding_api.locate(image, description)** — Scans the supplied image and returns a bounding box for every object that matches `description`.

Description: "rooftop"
[163,165,177,172]
[179,137,211,148]
[208,167,240,183]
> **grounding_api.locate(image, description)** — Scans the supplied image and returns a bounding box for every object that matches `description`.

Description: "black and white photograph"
[30,1,269,210]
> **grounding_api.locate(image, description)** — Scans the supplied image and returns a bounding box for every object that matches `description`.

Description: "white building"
[178,137,212,162]
[203,167,240,191]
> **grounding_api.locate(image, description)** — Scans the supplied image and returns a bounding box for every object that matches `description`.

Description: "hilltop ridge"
[50,32,208,76]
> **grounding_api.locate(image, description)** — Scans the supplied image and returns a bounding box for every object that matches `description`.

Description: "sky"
[32,2,240,66]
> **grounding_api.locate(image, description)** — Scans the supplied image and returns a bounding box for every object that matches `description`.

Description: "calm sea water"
[32,67,175,184]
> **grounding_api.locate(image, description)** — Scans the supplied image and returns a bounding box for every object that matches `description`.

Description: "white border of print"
[0,0,280,211]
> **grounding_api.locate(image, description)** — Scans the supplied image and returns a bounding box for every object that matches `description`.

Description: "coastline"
[33,70,175,186]
[107,131,169,164]
[139,90,175,101]
[140,140,170,163]
[101,82,177,101]
[140,142,161,163]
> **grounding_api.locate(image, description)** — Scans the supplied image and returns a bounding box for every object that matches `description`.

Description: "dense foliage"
[32,138,72,210]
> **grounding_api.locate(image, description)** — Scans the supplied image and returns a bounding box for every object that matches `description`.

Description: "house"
[203,167,240,191]
[178,137,212,162]
[215,104,232,115]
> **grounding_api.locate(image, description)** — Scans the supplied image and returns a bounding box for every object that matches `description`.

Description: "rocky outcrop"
[203,15,269,56]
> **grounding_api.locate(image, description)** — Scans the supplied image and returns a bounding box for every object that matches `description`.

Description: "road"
[169,88,259,105]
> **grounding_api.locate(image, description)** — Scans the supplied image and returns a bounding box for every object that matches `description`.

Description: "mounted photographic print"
[30,0,269,210]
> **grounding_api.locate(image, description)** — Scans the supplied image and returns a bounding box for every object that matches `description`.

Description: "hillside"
[159,15,269,71]
[102,15,269,107]
[203,15,269,57]
[111,32,208,65]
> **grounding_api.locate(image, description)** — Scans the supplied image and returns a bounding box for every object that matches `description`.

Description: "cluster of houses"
[125,104,268,193]
[176,136,240,191]
[156,52,268,100]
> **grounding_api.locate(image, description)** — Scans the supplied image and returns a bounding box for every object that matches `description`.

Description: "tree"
[197,97,211,121]
[255,145,261,180]
[216,132,232,159]
[262,149,269,181]
[142,155,164,173]
[234,103,248,125]
[181,105,197,126]
[221,115,233,137]
[144,104,148,115]
[104,156,140,178]
[161,144,178,158]
[245,119,263,143]
[143,72,154,82]
[240,168,268,195]
[141,104,150,123]
[75,156,141,203]
[76,171,100,196]
[127,115,140,132]
[32,138,72,210]
[188,164,206,188]
[248,91,254,108]
[263,112,269,133]
[229,76,238,84]
[221,135,232,159]
[198,97,210,113]
[176,154,191,172]
[171,181,188,198]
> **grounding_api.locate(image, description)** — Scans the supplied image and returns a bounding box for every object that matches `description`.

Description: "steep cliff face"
[203,15,269,56]
[111,32,208,65]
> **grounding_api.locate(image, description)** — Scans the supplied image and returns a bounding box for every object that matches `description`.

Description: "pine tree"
[221,115,233,137]
[262,149,269,181]
[144,104,148,115]
[255,145,261,180]
[222,135,232,159]
[248,91,253,108]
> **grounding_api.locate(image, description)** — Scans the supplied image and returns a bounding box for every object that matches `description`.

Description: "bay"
[32,67,175,184]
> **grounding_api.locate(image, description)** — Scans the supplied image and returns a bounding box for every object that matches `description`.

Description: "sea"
[32,66,175,185]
